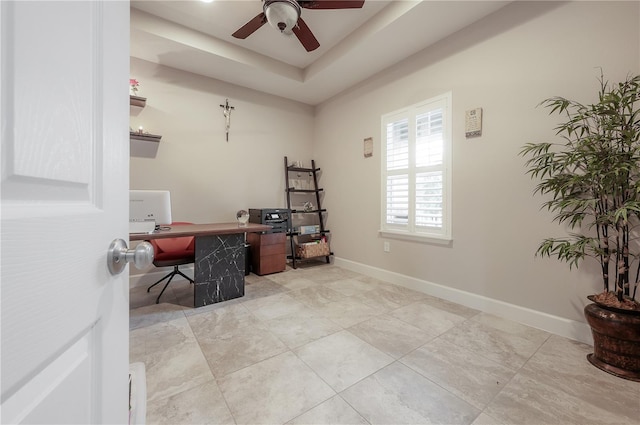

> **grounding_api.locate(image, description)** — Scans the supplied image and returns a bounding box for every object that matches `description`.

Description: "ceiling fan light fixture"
[264,0,300,35]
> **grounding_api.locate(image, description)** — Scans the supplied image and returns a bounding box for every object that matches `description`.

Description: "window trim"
[379,92,452,243]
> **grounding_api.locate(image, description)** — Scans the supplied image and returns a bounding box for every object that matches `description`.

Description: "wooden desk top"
[129,222,272,241]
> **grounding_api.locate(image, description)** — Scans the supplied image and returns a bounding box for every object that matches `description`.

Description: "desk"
[130,223,271,307]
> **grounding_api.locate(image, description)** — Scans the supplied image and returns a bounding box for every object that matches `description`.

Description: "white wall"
[129,57,314,224]
[314,1,640,334]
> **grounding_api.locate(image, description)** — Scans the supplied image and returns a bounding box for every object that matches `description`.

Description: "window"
[381,92,451,242]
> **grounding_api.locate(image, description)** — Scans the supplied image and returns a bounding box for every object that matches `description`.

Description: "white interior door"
[1,1,130,423]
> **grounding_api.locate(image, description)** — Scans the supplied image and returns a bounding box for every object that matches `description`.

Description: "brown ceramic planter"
[584,302,640,382]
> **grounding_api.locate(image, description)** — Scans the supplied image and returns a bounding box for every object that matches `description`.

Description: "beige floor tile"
[297,265,360,283]
[341,362,480,424]
[276,276,318,291]
[264,268,305,285]
[218,351,335,424]
[353,274,394,287]
[420,294,480,319]
[129,317,213,402]
[264,309,342,349]
[471,412,506,425]
[145,380,234,425]
[519,334,640,420]
[129,302,185,331]
[168,278,196,307]
[485,373,635,425]
[196,323,288,378]
[245,272,270,284]
[400,337,516,409]
[348,314,434,359]
[365,286,427,310]
[130,266,635,425]
[241,276,286,301]
[472,312,550,344]
[186,302,259,338]
[438,317,547,371]
[390,300,469,337]
[294,330,394,392]
[287,285,345,308]
[312,297,381,328]
[287,395,368,425]
[372,280,429,302]
[324,278,379,297]
[242,292,309,321]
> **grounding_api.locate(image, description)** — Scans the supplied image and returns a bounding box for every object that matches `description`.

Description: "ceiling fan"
[232,0,365,52]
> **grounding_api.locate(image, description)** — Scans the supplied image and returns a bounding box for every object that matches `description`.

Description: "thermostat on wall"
[465,108,482,138]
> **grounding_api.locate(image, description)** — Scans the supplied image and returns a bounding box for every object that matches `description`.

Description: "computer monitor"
[129,190,172,226]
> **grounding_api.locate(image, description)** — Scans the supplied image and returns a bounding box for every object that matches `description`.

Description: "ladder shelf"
[284,156,333,268]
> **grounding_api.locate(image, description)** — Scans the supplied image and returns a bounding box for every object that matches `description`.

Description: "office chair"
[147,222,195,304]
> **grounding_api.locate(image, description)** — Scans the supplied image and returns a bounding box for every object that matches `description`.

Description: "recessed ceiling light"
[200,0,214,3]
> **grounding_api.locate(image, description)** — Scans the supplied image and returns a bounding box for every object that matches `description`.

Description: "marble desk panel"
[194,233,245,306]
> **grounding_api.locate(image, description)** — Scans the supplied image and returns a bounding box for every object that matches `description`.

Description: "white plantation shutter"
[386,118,409,170]
[386,174,408,225]
[416,110,443,167]
[386,118,409,225]
[416,171,443,228]
[381,93,451,241]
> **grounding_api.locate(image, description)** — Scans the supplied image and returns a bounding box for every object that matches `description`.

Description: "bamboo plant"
[520,72,640,310]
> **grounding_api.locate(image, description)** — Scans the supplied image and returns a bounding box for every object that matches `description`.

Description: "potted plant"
[520,71,640,381]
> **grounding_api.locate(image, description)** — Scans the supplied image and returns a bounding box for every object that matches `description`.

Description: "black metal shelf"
[287,188,323,193]
[284,156,332,269]
[287,229,330,237]
[290,208,327,214]
[287,165,320,173]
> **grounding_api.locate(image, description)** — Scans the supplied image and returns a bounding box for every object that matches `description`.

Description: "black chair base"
[147,265,195,304]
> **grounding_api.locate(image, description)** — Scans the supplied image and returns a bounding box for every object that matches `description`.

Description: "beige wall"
[314,1,640,327]
[129,57,314,224]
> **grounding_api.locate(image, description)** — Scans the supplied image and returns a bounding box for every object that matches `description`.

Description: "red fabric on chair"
[146,221,196,303]
[150,221,195,264]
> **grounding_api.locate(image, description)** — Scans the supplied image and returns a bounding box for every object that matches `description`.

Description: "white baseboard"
[334,257,593,346]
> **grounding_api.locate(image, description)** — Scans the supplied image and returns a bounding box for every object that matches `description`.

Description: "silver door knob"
[107,238,154,275]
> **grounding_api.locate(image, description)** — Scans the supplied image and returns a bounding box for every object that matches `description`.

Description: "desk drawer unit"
[247,232,286,275]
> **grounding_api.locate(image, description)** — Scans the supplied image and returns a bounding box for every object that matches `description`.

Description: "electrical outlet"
[383,241,390,252]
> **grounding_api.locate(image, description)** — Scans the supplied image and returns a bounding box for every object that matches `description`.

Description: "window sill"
[378,230,452,246]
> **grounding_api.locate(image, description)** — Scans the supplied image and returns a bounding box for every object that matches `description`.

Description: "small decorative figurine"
[236,209,249,226]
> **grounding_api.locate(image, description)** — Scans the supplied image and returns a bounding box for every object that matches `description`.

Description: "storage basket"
[296,241,330,258]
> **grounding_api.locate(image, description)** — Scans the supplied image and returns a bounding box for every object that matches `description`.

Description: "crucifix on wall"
[220,98,235,142]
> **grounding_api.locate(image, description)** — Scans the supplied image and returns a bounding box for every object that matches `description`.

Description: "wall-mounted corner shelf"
[130,132,161,143]
[129,95,146,108]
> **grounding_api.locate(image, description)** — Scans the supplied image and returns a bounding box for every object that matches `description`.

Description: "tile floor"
[130,265,639,425]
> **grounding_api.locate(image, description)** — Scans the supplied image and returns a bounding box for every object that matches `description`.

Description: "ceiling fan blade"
[292,17,320,52]
[298,1,365,10]
[232,12,267,39]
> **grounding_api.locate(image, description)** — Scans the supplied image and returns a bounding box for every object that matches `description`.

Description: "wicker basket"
[296,241,330,258]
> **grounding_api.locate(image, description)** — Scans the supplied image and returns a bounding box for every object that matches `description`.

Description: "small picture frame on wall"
[364,137,373,158]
